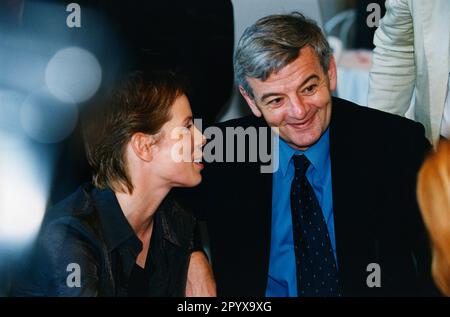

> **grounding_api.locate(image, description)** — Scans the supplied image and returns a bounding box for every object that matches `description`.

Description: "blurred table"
[336,50,372,107]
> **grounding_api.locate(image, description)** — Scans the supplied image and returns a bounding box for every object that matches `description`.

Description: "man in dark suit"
[180,12,438,297]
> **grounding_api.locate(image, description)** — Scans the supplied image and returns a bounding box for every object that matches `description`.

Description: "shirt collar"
[91,186,183,252]
[157,194,183,247]
[91,186,142,253]
[278,127,330,177]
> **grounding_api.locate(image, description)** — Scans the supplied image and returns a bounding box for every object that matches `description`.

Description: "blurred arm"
[12,222,100,297]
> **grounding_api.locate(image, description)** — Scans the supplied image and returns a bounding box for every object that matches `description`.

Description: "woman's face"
[151,94,205,188]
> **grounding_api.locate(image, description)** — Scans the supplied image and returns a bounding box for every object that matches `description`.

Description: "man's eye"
[303,84,318,94]
[268,98,283,106]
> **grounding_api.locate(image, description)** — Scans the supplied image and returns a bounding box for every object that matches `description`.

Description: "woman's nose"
[194,126,206,146]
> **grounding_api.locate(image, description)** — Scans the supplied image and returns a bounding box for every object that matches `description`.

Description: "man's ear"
[130,132,156,162]
[327,55,337,92]
[239,85,262,117]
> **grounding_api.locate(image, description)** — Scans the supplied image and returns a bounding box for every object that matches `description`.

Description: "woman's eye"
[186,121,194,129]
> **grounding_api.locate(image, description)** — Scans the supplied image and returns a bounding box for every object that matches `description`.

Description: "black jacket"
[12,184,196,296]
[178,97,438,296]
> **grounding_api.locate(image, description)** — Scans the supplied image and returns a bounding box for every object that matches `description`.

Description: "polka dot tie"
[290,155,341,297]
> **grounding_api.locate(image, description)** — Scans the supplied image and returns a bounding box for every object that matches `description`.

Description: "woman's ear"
[130,132,156,162]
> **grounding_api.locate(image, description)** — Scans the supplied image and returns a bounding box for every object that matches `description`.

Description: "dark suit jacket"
[177,97,437,296]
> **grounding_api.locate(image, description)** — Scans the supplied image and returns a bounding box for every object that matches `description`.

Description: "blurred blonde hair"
[417,140,450,296]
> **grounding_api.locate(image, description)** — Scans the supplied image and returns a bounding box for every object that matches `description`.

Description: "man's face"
[240,46,337,150]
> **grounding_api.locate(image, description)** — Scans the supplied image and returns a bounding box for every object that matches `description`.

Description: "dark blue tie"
[290,155,340,297]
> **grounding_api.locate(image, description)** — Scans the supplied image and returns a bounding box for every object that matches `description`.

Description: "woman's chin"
[174,175,202,188]
[189,175,202,187]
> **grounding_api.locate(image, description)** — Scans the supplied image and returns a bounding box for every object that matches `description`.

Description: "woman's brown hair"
[84,71,187,194]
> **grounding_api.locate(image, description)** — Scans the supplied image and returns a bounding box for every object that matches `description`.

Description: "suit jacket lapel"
[329,99,378,295]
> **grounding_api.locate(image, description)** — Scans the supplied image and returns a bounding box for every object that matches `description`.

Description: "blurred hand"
[185,251,216,297]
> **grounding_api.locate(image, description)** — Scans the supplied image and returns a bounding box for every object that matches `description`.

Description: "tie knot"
[292,155,310,177]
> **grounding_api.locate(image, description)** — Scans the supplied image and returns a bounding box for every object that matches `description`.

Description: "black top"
[128,264,150,297]
[12,183,196,297]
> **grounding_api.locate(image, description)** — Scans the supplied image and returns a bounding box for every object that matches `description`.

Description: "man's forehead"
[248,69,322,100]
[248,48,322,86]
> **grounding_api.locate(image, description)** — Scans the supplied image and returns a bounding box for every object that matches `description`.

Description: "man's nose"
[289,95,307,118]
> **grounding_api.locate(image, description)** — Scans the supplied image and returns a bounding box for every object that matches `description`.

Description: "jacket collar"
[89,184,183,253]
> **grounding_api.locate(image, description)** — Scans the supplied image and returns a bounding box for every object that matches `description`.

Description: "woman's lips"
[193,157,204,169]
[194,161,204,170]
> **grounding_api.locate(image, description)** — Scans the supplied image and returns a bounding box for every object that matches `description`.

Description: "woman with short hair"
[12,71,213,296]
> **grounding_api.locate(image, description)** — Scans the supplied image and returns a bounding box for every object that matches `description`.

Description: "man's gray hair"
[234,12,332,97]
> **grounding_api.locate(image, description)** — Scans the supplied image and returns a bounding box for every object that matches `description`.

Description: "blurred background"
[0,0,385,295]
